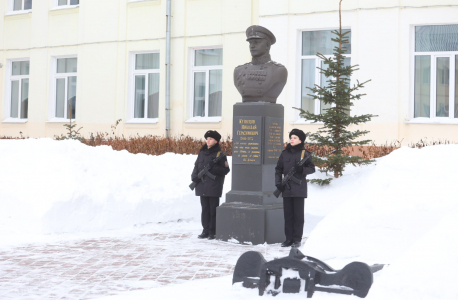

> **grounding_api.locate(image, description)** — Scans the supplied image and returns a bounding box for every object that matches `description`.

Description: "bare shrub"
[80,133,232,156]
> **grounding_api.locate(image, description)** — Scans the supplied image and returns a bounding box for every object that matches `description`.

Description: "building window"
[10,0,32,11]
[191,48,223,118]
[300,30,351,115]
[53,57,77,120]
[414,25,458,119]
[132,53,160,119]
[57,0,79,6]
[9,60,30,119]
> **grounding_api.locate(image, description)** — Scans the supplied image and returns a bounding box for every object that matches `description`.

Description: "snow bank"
[96,145,458,300]
[303,145,458,264]
[368,207,458,300]
[0,139,231,240]
[302,145,458,299]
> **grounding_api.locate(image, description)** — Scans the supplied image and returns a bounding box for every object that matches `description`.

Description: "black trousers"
[200,196,220,235]
[283,197,305,242]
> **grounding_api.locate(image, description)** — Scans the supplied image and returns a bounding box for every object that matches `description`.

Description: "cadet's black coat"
[275,144,316,198]
[191,144,230,197]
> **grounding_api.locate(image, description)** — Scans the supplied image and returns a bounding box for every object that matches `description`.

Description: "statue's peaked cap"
[246,25,276,45]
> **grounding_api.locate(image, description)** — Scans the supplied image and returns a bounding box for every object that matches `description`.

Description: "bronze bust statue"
[234,25,288,103]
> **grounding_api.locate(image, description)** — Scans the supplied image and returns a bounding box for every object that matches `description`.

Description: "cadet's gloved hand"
[295,165,303,174]
[207,161,215,168]
[276,184,285,192]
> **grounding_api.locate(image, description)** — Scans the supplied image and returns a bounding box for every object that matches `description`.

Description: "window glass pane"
[58,0,67,5]
[436,57,450,117]
[21,61,30,75]
[455,56,458,118]
[134,75,145,118]
[302,30,351,56]
[135,53,159,70]
[13,0,22,11]
[208,70,222,117]
[416,25,458,52]
[414,56,431,118]
[24,0,32,10]
[301,59,315,114]
[57,59,65,73]
[57,58,77,73]
[195,49,223,66]
[193,72,206,117]
[21,78,29,119]
[56,78,66,118]
[12,61,29,76]
[70,0,79,4]
[67,76,77,119]
[12,62,21,76]
[147,73,159,118]
[11,81,19,118]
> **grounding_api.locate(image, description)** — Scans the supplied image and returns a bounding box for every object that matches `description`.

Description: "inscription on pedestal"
[264,117,283,164]
[233,116,262,165]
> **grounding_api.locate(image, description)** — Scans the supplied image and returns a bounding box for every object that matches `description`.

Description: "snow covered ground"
[1,139,457,299]
[0,139,222,246]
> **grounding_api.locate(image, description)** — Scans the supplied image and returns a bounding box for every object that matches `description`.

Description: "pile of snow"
[2,139,457,299]
[98,145,457,300]
[302,145,458,299]
[0,139,231,242]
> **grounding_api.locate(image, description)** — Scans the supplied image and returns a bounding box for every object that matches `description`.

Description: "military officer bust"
[234,25,288,103]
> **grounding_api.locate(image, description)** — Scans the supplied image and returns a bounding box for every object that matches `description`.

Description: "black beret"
[289,129,306,143]
[204,130,221,142]
[246,25,276,45]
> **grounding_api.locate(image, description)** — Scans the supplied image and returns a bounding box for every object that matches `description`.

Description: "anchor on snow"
[233,248,384,298]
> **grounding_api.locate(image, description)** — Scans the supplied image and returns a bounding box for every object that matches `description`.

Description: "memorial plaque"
[264,117,283,164]
[233,116,262,165]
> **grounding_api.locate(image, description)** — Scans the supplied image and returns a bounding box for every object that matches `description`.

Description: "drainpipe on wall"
[165,0,171,137]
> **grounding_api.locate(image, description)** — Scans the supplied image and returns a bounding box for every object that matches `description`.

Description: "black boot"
[198,233,209,239]
[207,234,216,240]
[281,240,293,247]
[291,241,301,248]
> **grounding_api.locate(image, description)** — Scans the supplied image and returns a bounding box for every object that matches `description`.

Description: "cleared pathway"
[0,230,295,300]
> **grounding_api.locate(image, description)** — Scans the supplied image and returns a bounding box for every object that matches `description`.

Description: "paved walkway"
[0,231,295,300]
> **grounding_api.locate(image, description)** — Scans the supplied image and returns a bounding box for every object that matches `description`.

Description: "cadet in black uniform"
[275,129,315,248]
[191,130,230,240]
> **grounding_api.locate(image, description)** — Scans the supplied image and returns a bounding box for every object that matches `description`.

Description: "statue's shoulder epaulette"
[236,62,252,68]
[268,60,284,67]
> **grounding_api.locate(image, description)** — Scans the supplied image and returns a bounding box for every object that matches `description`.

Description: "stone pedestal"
[216,102,285,245]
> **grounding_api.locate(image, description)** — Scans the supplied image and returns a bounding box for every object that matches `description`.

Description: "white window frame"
[126,51,160,124]
[3,58,30,123]
[6,0,32,15]
[408,24,458,124]
[295,28,352,124]
[52,0,79,10]
[48,55,78,122]
[186,46,223,123]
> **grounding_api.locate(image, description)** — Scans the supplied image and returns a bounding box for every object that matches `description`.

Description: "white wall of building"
[1,0,458,144]
[261,0,458,144]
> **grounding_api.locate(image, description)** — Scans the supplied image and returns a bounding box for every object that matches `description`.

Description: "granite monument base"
[216,202,284,245]
[216,102,285,245]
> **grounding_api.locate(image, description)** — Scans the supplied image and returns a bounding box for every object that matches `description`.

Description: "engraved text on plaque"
[233,116,262,165]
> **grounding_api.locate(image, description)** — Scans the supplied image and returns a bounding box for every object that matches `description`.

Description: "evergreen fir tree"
[296,0,376,185]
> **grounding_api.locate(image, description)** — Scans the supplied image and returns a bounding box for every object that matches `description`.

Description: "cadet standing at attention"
[275,129,315,248]
[191,130,230,240]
